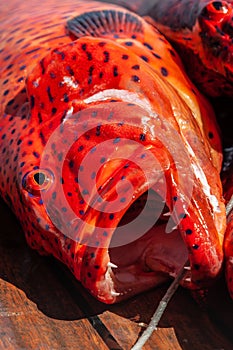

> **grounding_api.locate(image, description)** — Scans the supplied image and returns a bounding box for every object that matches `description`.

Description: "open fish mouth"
[108,190,188,300]
[31,98,222,304]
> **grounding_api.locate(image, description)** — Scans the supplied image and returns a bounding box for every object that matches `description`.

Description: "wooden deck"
[0,197,233,350]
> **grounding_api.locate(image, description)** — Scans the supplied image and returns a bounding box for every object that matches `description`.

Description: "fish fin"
[66,9,143,40]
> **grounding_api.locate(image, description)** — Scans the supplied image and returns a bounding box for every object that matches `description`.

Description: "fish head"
[14,35,191,303]
[135,0,233,96]
[198,0,233,91]
[18,96,189,303]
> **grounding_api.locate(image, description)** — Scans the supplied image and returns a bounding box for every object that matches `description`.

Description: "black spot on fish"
[88,65,94,85]
[185,229,193,234]
[39,131,46,146]
[131,75,140,82]
[52,107,57,115]
[30,95,35,109]
[144,42,153,50]
[192,244,199,250]
[153,52,161,59]
[63,93,69,102]
[54,49,65,60]
[122,54,129,60]
[47,86,54,102]
[161,67,168,76]
[113,66,118,77]
[40,58,45,74]
[208,132,214,139]
[81,43,87,51]
[38,112,43,124]
[103,51,110,63]
[125,41,133,46]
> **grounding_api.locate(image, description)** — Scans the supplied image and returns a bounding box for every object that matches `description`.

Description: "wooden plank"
[1,197,233,350]
[0,198,109,350]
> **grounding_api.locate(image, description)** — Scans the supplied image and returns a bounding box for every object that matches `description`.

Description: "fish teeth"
[184,277,191,283]
[169,271,177,277]
[170,225,178,231]
[107,262,118,269]
[184,266,191,270]
[163,211,171,217]
[138,323,148,328]
[111,291,120,296]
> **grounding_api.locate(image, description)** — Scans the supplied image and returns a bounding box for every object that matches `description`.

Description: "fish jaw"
[62,142,224,303]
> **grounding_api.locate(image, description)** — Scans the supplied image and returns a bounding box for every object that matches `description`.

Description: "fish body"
[0,0,226,303]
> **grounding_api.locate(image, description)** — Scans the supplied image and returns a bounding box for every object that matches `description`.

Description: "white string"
[131,262,187,350]
[226,194,233,217]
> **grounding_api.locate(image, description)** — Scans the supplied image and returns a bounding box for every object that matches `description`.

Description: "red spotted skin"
[0,0,226,303]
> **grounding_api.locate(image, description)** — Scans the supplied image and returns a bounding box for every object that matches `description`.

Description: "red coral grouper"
[0,0,226,303]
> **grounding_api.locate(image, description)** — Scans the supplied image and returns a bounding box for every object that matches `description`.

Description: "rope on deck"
[226,194,233,217]
[131,261,188,350]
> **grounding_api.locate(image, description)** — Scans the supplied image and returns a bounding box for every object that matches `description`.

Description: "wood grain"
[0,197,233,350]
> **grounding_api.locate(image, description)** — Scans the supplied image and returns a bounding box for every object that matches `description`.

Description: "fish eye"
[212,1,226,11]
[33,172,46,185]
[201,1,229,20]
[22,169,54,196]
